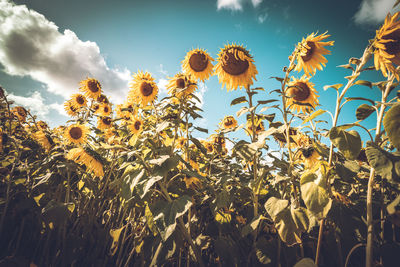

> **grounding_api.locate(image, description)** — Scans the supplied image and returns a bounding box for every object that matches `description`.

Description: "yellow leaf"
[77,180,84,190]
[67,203,75,213]
[135,240,144,254]
[145,203,157,235]
[215,211,232,224]
[109,227,124,256]
[34,193,44,206]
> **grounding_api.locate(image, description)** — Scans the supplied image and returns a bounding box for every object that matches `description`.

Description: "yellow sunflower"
[128,117,143,135]
[64,124,89,145]
[214,44,258,91]
[301,146,320,168]
[167,73,197,98]
[64,100,79,117]
[201,140,214,153]
[286,76,319,113]
[220,115,238,129]
[79,78,102,99]
[97,117,112,130]
[176,136,188,150]
[96,94,109,104]
[37,121,48,131]
[211,134,226,149]
[246,118,265,136]
[98,103,112,117]
[374,12,400,80]
[182,48,214,82]
[294,32,334,76]
[33,130,52,152]
[12,106,27,122]
[66,147,104,178]
[128,71,158,107]
[70,94,87,109]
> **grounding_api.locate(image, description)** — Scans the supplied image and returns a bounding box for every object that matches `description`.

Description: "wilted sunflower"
[12,106,27,122]
[64,100,79,117]
[374,12,400,80]
[167,73,197,98]
[128,117,143,135]
[214,44,258,91]
[286,76,319,113]
[98,103,112,117]
[80,78,102,99]
[220,115,238,129]
[66,147,104,178]
[182,48,214,82]
[97,117,112,130]
[33,130,52,152]
[246,118,265,136]
[294,32,334,76]
[301,146,319,168]
[70,94,87,109]
[128,71,158,107]
[64,124,89,145]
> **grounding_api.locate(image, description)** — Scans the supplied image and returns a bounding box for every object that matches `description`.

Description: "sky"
[0,0,399,144]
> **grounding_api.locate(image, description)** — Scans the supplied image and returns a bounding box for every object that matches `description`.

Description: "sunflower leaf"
[302,110,326,125]
[231,96,247,106]
[355,80,372,88]
[365,142,400,182]
[323,84,343,91]
[383,104,400,150]
[356,104,375,121]
[257,99,278,105]
[329,127,362,160]
[345,97,376,105]
[337,64,354,71]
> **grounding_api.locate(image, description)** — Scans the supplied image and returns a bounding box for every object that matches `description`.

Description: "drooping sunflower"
[64,100,79,117]
[374,12,400,80]
[294,32,334,77]
[201,140,214,154]
[98,103,112,117]
[167,73,197,98]
[66,147,104,178]
[70,94,87,109]
[12,106,27,122]
[286,76,319,113]
[64,124,89,145]
[211,134,226,150]
[128,71,158,107]
[79,78,102,99]
[220,115,238,129]
[214,44,258,91]
[182,48,214,82]
[246,118,265,136]
[301,146,320,168]
[97,116,112,130]
[128,117,143,135]
[33,130,52,152]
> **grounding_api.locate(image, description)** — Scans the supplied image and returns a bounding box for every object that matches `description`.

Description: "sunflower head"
[301,146,319,168]
[96,94,109,104]
[66,147,104,178]
[286,76,319,113]
[98,103,112,117]
[214,44,258,91]
[33,130,52,152]
[182,48,214,82]
[246,118,264,136]
[128,117,143,135]
[70,94,87,109]
[64,100,79,117]
[37,121,48,130]
[374,12,400,80]
[201,140,214,153]
[64,124,89,145]
[12,106,27,122]
[211,134,226,151]
[128,71,158,107]
[294,32,334,76]
[220,115,238,129]
[97,116,112,130]
[167,73,197,99]
[80,78,102,99]
[176,137,188,150]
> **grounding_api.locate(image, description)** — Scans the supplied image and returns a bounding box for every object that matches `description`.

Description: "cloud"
[354,0,399,25]
[6,90,66,118]
[0,0,131,103]
[217,0,263,11]
[157,78,169,96]
[257,12,268,23]
[194,82,207,109]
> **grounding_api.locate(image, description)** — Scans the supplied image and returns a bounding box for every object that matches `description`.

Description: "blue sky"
[0,0,398,143]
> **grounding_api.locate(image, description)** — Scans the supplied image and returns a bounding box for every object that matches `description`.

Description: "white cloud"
[194,82,207,109]
[257,12,268,23]
[0,0,131,103]
[157,78,169,96]
[6,90,66,119]
[354,0,399,25]
[217,0,263,11]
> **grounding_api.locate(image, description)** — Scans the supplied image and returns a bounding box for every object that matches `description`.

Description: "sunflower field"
[2,9,400,267]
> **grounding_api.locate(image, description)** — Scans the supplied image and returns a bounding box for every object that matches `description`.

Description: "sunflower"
[79,78,102,99]
[301,146,319,168]
[182,48,214,82]
[214,44,258,91]
[66,147,104,178]
[184,176,203,190]
[176,136,188,150]
[70,94,87,109]
[201,140,214,153]
[97,117,112,130]
[64,124,89,145]
[98,103,112,117]
[167,73,197,98]
[64,100,79,117]
[211,134,226,151]
[96,94,109,104]
[220,115,238,129]
[128,71,158,107]
[12,106,27,122]
[286,76,319,113]
[374,12,400,80]
[128,117,143,135]
[246,118,265,136]
[37,121,48,131]
[33,130,52,152]
[294,32,334,77]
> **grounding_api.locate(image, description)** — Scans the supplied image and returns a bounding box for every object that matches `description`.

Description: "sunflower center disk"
[290,82,310,101]
[88,81,99,93]
[383,29,400,57]
[77,96,85,105]
[140,82,154,97]
[301,41,316,62]
[70,127,83,139]
[104,106,109,113]
[134,121,141,130]
[189,53,208,72]
[98,95,108,103]
[176,78,186,89]
[221,51,249,76]
[103,117,112,125]
[302,147,314,158]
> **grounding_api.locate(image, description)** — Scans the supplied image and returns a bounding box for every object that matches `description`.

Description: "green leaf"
[300,163,332,219]
[257,99,278,105]
[383,104,400,150]
[302,110,326,125]
[345,97,375,105]
[232,140,258,161]
[194,126,208,133]
[365,142,400,182]
[355,80,372,88]
[42,200,74,227]
[152,195,192,241]
[387,195,400,215]
[329,127,362,160]
[110,226,124,256]
[236,106,249,117]
[323,84,343,91]
[337,64,354,71]
[230,96,247,106]
[294,258,317,267]
[356,104,375,121]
